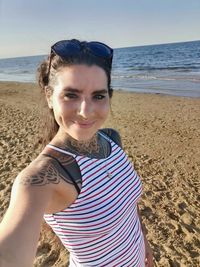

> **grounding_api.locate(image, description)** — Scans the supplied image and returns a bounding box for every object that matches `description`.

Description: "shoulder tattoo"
[20,161,73,186]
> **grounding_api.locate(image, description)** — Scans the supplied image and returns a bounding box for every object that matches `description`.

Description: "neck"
[52,130,100,155]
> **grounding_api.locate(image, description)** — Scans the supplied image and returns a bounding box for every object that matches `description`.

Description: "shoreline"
[0,81,200,266]
[0,80,200,99]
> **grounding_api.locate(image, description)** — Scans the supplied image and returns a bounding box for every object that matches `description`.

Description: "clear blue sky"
[0,0,200,58]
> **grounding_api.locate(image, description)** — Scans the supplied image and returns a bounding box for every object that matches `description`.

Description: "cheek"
[53,96,75,114]
[52,100,72,123]
[98,101,110,119]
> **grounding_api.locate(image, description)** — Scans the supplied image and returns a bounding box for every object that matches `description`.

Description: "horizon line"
[0,39,199,60]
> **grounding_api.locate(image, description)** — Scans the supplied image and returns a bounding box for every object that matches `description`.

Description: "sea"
[0,40,200,98]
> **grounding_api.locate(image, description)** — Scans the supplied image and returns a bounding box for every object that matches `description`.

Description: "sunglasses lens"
[52,40,80,58]
[87,42,113,59]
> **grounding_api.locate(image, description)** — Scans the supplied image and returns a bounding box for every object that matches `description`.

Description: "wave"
[0,70,32,75]
[128,65,200,72]
[111,74,200,82]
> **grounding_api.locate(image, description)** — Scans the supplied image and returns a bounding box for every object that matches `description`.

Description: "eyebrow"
[63,87,108,94]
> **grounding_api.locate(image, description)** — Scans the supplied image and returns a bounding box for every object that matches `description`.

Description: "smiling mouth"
[74,121,95,128]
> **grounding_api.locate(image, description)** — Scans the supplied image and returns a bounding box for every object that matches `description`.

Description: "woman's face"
[47,64,110,141]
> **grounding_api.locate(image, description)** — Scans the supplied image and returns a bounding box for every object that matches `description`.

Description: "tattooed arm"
[0,157,61,267]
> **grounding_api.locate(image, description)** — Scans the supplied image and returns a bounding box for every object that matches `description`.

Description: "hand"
[144,236,154,267]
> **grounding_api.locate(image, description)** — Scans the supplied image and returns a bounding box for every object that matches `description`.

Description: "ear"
[45,86,53,109]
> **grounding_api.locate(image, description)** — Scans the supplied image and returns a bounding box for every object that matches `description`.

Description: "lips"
[74,121,95,128]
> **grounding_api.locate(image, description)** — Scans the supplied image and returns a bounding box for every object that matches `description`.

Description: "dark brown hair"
[37,44,113,147]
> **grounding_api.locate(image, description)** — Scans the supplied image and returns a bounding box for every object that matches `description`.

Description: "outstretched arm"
[0,164,54,267]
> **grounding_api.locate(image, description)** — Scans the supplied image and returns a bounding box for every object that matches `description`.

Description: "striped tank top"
[44,132,145,267]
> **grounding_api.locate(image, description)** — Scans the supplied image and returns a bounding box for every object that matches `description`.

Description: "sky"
[0,0,200,58]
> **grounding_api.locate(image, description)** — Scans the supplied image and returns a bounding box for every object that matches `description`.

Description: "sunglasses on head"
[46,39,113,83]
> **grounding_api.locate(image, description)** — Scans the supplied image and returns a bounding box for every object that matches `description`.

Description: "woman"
[0,39,153,266]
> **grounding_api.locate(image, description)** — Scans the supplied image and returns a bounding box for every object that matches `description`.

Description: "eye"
[64,93,78,99]
[93,94,106,100]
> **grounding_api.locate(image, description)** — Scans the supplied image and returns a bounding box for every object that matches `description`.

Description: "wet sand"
[0,81,199,266]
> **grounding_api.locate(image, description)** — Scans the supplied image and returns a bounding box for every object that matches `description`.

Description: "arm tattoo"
[44,150,82,186]
[20,161,74,186]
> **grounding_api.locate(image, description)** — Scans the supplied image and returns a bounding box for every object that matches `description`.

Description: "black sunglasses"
[46,39,113,83]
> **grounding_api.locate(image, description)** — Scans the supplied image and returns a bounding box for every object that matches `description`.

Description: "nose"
[78,99,94,119]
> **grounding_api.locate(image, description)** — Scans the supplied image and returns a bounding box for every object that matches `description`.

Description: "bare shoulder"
[100,128,122,147]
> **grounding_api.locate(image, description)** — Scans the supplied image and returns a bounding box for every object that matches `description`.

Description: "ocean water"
[0,40,200,97]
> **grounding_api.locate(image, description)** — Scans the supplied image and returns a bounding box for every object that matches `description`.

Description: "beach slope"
[0,82,199,266]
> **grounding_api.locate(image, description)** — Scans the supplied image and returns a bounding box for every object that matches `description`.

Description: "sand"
[0,81,199,267]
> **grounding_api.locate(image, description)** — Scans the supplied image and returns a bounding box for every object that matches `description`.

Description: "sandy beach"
[0,81,199,267]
